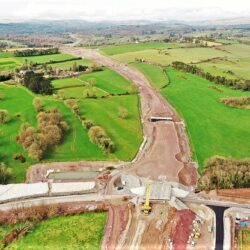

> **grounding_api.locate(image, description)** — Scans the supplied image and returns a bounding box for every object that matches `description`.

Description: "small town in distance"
[0,1,250,249]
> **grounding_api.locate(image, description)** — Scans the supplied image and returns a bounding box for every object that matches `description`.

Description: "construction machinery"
[142,180,151,215]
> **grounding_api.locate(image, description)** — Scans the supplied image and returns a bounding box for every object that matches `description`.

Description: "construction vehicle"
[142,180,151,215]
[194,233,201,239]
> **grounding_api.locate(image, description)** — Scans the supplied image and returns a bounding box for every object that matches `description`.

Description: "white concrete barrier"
[0,183,48,203]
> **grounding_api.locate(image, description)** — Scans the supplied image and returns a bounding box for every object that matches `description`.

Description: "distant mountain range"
[0,17,249,35]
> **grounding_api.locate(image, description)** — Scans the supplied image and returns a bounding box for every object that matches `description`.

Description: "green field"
[100,42,183,56]
[0,85,106,182]
[0,53,78,72]
[132,63,169,89]
[0,69,142,182]
[48,58,94,70]
[5,213,106,250]
[52,78,84,89]
[60,86,108,99]
[0,51,14,58]
[162,68,250,170]
[78,68,132,94]
[0,58,21,71]
[79,95,143,160]
[15,53,76,64]
[112,47,228,66]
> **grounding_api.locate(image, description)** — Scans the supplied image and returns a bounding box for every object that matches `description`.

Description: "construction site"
[101,177,215,250]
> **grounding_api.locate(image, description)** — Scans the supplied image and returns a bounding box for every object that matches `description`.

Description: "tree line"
[14,48,59,57]
[64,99,115,154]
[0,74,11,82]
[221,96,250,109]
[197,156,250,191]
[17,108,68,160]
[23,71,53,95]
[172,61,250,91]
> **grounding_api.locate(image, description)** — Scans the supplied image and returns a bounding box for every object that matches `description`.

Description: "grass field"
[78,68,132,94]
[0,77,142,181]
[132,63,169,89]
[100,42,183,56]
[0,58,21,71]
[60,86,108,99]
[112,47,229,66]
[238,229,250,250]
[48,58,95,70]
[0,84,106,182]
[220,44,250,59]
[15,53,76,64]
[52,78,84,89]
[5,213,107,250]
[79,95,143,160]
[0,51,14,58]
[0,53,78,72]
[162,68,250,170]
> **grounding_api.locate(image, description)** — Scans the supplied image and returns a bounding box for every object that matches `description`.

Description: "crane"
[142,180,151,215]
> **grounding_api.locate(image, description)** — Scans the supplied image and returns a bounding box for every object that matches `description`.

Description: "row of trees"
[197,156,250,191]
[23,71,53,95]
[14,48,59,57]
[0,74,11,82]
[221,96,250,109]
[64,99,115,154]
[16,109,68,160]
[172,61,250,91]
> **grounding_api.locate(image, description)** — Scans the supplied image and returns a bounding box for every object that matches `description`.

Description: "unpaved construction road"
[61,47,198,189]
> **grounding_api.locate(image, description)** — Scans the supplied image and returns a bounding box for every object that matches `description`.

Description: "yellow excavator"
[142,180,151,215]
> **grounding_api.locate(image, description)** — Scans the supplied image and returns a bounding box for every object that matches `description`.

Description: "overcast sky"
[1,0,250,22]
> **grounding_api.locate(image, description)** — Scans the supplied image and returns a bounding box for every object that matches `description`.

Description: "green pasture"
[79,95,143,161]
[132,62,169,89]
[162,68,250,171]
[5,213,106,250]
[100,42,183,56]
[112,47,229,65]
[78,68,132,94]
[48,58,94,70]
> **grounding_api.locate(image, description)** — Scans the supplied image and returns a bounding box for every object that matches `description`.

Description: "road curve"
[61,46,198,192]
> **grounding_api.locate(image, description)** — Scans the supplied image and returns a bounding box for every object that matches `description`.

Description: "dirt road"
[61,46,198,189]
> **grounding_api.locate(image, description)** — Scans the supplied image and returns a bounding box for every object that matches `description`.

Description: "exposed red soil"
[170,209,196,250]
[178,164,199,186]
[101,204,130,250]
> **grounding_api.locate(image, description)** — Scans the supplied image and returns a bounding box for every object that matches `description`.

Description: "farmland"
[79,95,143,160]
[78,67,133,94]
[15,53,76,64]
[100,42,183,55]
[48,58,95,70]
[0,51,78,72]
[5,213,107,250]
[0,85,106,182]
[161,68,250,170]
[0,64,142,182]
[105,42,250,83]
[111,46,229,65]
[131,63,169,89]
